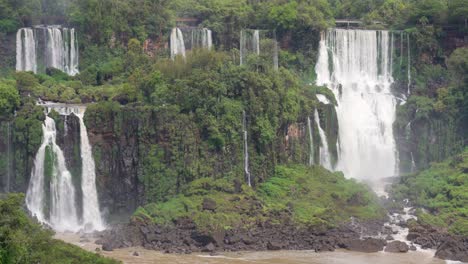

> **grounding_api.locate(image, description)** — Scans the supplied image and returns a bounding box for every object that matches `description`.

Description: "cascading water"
[26,104,104,232]
[315,29,397,190]
[76,109,105,231]
[307,116,314,166]
[26,116,80,232]
[16,26,79,76]
[191,28,213,50]
[16,28,37,73]
[240,30,260,66]
[407,34,411,94]
[314,109,332,170]
[170,28,186,59]
[243,111,251,186]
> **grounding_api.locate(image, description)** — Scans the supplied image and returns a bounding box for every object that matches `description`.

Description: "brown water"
[56,233,446,264]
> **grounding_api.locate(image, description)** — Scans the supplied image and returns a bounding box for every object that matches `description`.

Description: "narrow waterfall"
[26,116,80,232]
[405,122,416,173]
[407,34,411,94]
[16,26,79,76]
[170,28,186,59]
[191,28,213,50]
[16,28,37,73]
[5,122,12,193]
[314,109,332,170]
[240,29,260,65]
[315,29,397,187]
[307,116,314,166]
[243,111,251,186]
[76,109,104,231]
[26,104,104,232]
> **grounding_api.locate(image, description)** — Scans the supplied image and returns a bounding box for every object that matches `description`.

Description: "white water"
[191,28,213,50]
[16,28,37,73]
[16,26,79,75]
[315,29,397,187]
[307,116,314,166]
[240,30,260,65]
[170,28,186,59]
[26,104,104,232]
[26,116,80,232]
[407,33,411,94]
[243,111,251,186]
[76,109,105,231]
[316,94,331,105]
[314,109,332,170]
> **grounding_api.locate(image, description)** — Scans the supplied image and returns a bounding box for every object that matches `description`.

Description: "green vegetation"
[0,193,119,264]
[135,165,386,232]
[390,149,468,236]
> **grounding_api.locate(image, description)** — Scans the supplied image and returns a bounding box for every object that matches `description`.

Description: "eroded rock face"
[385,241,409,253]
[435,237,468,263]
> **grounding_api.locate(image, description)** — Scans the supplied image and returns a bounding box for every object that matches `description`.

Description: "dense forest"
[0,0,466,263]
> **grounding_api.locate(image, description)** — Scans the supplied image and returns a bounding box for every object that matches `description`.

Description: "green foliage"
[0,193,119,264]
[390,149,468,235]
[0,79,20,120]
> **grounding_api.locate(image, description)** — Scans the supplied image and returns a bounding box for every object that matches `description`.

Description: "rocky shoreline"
[94,215,468,262]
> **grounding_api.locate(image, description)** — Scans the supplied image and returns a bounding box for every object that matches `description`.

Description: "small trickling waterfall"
[407,34,411,94]
[26,103,104,232]
[314,110,332,170]
[16,26,79,75]
[243,111,251,186]
[170,28,186,59]
[26,116,80,232]
[307,116,314,166]
[191,28,213,50]
[16,28,37,73]
[5,122,12,193]
[240,29,260,66]
[316,29,397,188]
[76,109,104,231]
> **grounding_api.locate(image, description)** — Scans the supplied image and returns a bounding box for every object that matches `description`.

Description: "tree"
[0,80,20,120]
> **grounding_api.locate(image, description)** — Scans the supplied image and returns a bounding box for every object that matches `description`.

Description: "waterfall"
[16,26,79,76]
[407,33,411,94]
[16,28,37,73]
[307,116,314,166]
[26,116,80,232]
[170,28,186,59]
[26,103,104,232]
[240,30,260,65]
[315,29,397,186]
[314,109,332,170]
[191,28,213,50]
[243,111,251,187]
[5,122,12,193]
[76,109,105,231]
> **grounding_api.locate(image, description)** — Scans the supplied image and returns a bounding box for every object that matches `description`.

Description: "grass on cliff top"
[0,194,120,264]
[134,165,386,232]
[390,148,468,236]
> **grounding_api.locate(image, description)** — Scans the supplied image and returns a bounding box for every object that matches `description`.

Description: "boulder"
[202,243,216,252]
[385,241,409,253]
[267,241,282,250]
[102,243,114,251]
[435,237,468,263]
[133,251,139,256]
[342,238,386,253]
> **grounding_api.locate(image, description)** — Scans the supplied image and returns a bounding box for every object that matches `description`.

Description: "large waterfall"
[315,29,397,189]
[170,28,186,59]
[314,109,332,170]
[26,104,104,232]
[16,26,79,76]
[26,116,80,232]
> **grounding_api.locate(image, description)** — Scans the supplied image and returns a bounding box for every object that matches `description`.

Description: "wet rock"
[342,238,386,253]
[202,198,217,211]
[133,251,139,256]
[435,237,468,262]
[409,244,417,251]
[385,241,409,253]
[102,243,114,251]
[385,235,394,241]
[202,243,216,252]
[267,241,283,250]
